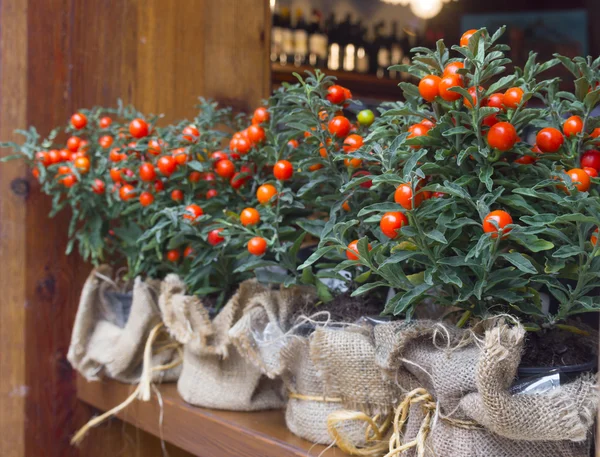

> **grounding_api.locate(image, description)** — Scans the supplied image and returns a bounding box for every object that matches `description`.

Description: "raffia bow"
[71,322,183,445]
[322,387,482,457]
[327,409,393,456]
[384,388,482,457]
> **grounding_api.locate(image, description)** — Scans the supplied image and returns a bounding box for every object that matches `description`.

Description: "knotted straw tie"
[288,391,393,456]
[71,322,183,445]
[385,388,481,457]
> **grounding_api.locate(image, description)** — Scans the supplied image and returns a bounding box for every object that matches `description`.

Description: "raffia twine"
[71,322,183,445]
[293,386,481,457]
[384,388,481,457]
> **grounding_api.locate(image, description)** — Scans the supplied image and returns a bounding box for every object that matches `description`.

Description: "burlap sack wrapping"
[230,299,398,451]
[67,266,181,384]
[374,320,598,457]
[159,275,286,411]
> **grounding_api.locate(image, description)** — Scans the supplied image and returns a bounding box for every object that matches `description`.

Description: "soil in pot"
[518,325,597,382]
[521,327,596,368]
[292,287,388,323]
[200,293,225,319]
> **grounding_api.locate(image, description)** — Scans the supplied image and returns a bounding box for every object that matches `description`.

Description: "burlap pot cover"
[159,275,287,411]
[230,295,398,452]
[374,320,598,457]
[67,265,181,384]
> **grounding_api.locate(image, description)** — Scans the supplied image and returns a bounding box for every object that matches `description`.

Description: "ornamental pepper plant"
[5,26,600,326]
[301,27,600,329]
[1,103,164,268]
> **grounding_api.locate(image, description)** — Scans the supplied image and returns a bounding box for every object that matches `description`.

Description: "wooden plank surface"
[77,375,351,457]
[0,1,28,456]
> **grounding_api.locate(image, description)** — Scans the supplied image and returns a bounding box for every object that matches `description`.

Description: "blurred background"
[271,0,597,102]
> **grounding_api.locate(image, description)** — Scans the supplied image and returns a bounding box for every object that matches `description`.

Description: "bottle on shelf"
[389,21,404,80]
[374,21,390,79]
[326,13,341,71]
[293,9,308,67]
[356,21,370,74]
[271,4,283,63]
[342,14,356,73]
[279,6,294,66]
[308,9,328,68]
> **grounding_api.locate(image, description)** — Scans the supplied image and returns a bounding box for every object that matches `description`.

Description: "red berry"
[273,160,293,181]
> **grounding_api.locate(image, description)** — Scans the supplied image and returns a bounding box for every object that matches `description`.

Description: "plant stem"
[407,211,437,267]
[456,310,472,328]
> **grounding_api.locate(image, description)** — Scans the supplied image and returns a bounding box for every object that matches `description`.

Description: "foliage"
[300,27,600,326]
[3,27,600,323]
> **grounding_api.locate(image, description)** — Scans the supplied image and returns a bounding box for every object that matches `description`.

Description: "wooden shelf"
[76,375,350,457]
[271,63,403,101]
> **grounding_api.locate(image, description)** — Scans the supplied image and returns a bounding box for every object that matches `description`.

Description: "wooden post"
[0,1,270,456]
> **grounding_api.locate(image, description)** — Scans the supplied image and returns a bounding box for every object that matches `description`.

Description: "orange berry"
[256,184,277,204]
[240,207,260,226]
[247,237,267,256]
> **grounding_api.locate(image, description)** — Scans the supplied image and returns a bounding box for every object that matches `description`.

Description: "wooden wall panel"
[202,0,271,112]
[0,2,28,457]
[1,0,270,456]
[24,0,91,455]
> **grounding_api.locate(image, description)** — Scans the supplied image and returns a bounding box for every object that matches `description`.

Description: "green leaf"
[438,267,463,287]
[378,264,411,289]
[479,165,493,192]
[510,300,546,317]
[584,88,600,110]
[510,232,554,252]
[357,202,403,217]
[391,283,431,315]
[298,245,337,269]
[438,256,479,267]
[555,214,597,224]
[289,232,307,262]
[301,267,315,285]
[403,149,428,178]
[520,214,557,226]
[316,280,334,303]
[552,245,584,259]
[444,217,479,229]
[355,270,371,283]
[351,281,387,297]
[234,258,279,273]
[500,252,537,274]
[545,256,567,274]
[574,77,590,102]
[441,126,471,136]
[357,237,373,264]
[486,75,517,95]
[425,229,447,244]
[297,219,326,238]
[380,250,420,266]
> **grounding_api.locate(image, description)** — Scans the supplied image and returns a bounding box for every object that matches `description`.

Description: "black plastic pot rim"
[517,359,596,376]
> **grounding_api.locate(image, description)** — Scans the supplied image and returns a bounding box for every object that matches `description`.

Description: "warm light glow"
[410,0,443,19]
[328,43,340,71]
[381,0,456,19]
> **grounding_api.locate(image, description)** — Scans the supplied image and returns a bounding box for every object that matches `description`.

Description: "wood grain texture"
[79,406,193,457]
[0,0,270,455]
[24,1,91,456]
[77,375,351,457]
[202,0,271,112]
[0,1,28,456]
